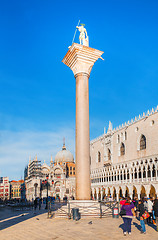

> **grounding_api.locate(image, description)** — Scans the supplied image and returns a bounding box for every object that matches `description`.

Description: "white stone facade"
[90,107,158,201]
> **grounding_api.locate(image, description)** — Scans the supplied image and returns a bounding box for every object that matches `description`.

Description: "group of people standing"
[120,196,158,235]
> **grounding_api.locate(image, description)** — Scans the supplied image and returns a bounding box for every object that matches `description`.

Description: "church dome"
[55,144,74,163]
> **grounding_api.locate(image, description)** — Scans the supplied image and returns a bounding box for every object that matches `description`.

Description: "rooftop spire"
[62,137,66,150]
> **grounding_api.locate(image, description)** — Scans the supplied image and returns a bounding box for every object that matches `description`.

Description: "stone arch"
[120,170,123,180]
[108,148,111,161]
[54,168,62,177]
[134,167,137,179]
[140,185,146,198]
[113,187,116,200]
[152,164,156,177]
[94,188,97,200]
[123,169,126,180]
[125,186,129,198]
[149,185,156,199]
[98,188,101,200]
[108,187,111,197]
[147,165,151,177]
[138,166,141,178]
[143,166,146,178]
[127,169,129,180]
[137,134,145,151]
[97,151,101,163]
[120,142,125,156]
[140,134,146,150]
[133,185,138,199]
[102,188,105,199]
[119,187,123,199]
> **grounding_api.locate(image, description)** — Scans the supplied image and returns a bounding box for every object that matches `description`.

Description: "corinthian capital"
[62,43,104,76]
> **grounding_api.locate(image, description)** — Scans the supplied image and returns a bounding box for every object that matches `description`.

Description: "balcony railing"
[91,176,158,186]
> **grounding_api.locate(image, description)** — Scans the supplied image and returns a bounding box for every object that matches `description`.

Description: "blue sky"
[0,0,158,180]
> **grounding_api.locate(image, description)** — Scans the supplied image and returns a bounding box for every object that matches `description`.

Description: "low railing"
[49,200,119,219]
[48,200,68,218]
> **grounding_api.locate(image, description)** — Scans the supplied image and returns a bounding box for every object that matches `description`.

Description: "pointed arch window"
[125,131,127,140]
[98,151,101,163]
[140,135,146,150]
[120,143,125,156]
[108,148,111,161]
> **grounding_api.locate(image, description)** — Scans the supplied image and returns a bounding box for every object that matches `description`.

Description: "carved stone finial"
[108,121,113,132]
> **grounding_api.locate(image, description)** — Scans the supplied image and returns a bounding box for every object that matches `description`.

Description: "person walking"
[34,198,38,211]
[147,197,153,224]
[121,197,135,236]
[137,199,146,234]
[39,198,41,210]
[153,197,158,231]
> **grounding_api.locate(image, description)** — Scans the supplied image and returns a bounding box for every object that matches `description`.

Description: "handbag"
[142,211,150,219]
[119,209,126,217]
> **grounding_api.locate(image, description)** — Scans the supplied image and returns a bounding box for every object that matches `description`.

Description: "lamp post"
[45,175,49,209]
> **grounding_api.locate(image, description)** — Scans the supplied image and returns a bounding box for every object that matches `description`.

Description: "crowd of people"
[120,195,158,235]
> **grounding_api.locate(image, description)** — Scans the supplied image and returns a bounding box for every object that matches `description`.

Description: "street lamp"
[45,175,49,209]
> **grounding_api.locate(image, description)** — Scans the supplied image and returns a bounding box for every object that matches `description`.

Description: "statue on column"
[76,24,89,47]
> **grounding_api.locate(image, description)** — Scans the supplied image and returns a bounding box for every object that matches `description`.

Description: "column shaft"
[75,72,91,200]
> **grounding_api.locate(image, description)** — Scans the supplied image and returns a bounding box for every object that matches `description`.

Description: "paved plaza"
[0,207,158,240]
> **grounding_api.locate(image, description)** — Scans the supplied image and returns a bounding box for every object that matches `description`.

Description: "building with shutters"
[0,177,10,200]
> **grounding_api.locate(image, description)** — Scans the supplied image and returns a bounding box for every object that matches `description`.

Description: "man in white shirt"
[147,197,153,224]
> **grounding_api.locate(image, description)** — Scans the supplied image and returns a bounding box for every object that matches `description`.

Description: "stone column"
[101,189,103,200]
[62,43,103,200]
[96,188,99,200]
[75,72,90,199]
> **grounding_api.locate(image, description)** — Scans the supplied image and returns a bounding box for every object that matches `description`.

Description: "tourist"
[120,197,126,206]
[121,197,135,236]
[34,198,38,211]
[147,197,153,224]
[133,197,138,217]
[39,198,41,210]
[137,199,146,234]
[153,196,158,231]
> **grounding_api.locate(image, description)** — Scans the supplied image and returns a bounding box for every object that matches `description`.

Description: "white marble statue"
[76,24,89,46]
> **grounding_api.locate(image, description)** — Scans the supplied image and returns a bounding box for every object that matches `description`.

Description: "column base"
[54,200,115,218]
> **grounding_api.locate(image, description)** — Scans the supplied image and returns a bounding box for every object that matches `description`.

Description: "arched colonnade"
[91,183,157,202]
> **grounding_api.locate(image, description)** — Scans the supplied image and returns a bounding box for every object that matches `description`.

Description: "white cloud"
[0,128,75,180]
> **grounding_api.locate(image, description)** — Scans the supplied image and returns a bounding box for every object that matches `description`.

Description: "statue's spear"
[72,20,80,45]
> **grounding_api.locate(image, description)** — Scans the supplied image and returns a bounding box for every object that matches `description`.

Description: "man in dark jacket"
[153,197,158,231]
[137,200,146,233]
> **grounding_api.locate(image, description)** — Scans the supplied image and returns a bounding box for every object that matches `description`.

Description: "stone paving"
[0,210,158,240]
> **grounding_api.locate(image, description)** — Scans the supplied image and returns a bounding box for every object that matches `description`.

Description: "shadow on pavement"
[133,221,142,231]
[146,222,157,232]
[119,221,143,233]
[0,207,47,231]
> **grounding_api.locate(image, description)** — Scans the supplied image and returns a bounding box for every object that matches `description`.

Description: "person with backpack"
[120,197,135,236]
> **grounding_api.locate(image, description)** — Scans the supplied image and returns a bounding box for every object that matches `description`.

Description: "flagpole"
[72,20,80,45]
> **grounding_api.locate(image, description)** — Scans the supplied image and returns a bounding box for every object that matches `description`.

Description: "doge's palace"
[90,107,158,201]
